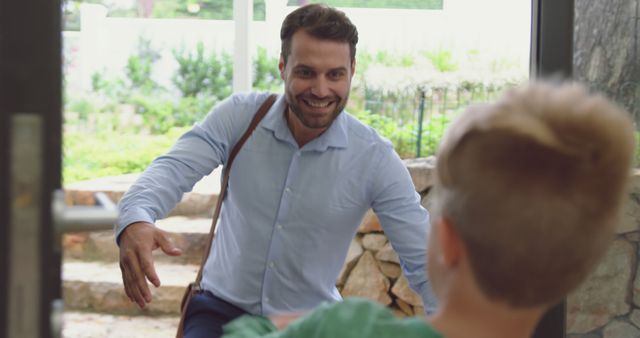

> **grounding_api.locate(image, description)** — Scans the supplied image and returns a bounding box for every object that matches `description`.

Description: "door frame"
[1,0,63,337]
[530,0,574,337]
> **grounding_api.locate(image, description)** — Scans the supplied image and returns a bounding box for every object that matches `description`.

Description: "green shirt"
[223,297,444,338]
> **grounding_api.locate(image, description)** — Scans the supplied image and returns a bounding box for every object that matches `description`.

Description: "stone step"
[63,311,179,338]
[64,216,213,265]
[63,208,383,265]
[63,169,222,217]
[63,261,197,316]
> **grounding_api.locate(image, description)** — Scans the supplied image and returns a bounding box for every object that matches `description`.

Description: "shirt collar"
[261,94,349,151]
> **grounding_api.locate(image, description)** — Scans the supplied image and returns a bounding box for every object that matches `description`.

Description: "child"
[222,81,635,338]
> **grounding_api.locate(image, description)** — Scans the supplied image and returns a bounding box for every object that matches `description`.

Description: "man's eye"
[328,71,344,80]
[296,69,312,77]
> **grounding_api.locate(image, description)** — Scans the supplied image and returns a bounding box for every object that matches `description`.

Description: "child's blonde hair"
[432,81,635,307]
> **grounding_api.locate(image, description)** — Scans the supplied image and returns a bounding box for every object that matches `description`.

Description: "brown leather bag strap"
[194,93,277,284]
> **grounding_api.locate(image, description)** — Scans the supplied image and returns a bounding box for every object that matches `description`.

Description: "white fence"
[63,0,531,94]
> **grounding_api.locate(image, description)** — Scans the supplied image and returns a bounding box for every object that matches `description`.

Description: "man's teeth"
[305,100,331,108]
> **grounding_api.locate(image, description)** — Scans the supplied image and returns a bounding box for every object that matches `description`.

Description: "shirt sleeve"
[369,145,438,313]
[115,93,261,243]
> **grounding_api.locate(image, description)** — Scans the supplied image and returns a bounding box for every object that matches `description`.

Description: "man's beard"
[286,92,349,129]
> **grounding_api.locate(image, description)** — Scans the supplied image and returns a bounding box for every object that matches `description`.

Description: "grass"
[63,127,189,184]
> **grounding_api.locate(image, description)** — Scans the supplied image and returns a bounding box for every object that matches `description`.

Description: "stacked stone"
[336,157,437,317]
[566,170,640,338]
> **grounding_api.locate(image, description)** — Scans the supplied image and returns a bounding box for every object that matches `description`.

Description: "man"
[116,4,434,338]
[221,81,635,338]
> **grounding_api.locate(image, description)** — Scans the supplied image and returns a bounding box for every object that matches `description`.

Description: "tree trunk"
[573,0,640,125]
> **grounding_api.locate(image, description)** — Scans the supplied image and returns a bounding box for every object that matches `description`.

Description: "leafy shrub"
[417,112,454,157]
[353,108,455,158]
[131,95,176,134]
[353,110,416,157]
[91,71,128,103]
[172,42,233,101]
[423,49,458,72]
[253,46,282,92]
[125,37,162,93]
[66,96,97,120]
[63,127,189,183]
[174,96,216,127]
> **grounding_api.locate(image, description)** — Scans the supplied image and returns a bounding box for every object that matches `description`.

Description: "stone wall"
[566,169,640,337]
[347,157,640,337]
[336,157,436,317]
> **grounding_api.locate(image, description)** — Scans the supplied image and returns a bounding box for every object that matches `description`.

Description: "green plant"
[417,112,453,157]
[63,127,190,183]
[131,95,176,134]
[253,47,282,92]
[352,110,416,158]
[66,96,96,120]
[152,0,266,20]
[172,42,233,101]
[286,0,443,10]
[423,49,458,72]
[174,96,217,126]
[372,50,415,67]
[125,37,162,93]
[90,70,128,104]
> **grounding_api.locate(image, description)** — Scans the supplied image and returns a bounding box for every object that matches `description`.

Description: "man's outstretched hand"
[118,221,182,308]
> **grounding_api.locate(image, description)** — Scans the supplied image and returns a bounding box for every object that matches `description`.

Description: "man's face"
[279,30,355,130]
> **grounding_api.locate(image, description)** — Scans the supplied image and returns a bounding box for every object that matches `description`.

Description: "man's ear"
[437,218,463,267]
[350,59,356,77]
[279,56,286,80]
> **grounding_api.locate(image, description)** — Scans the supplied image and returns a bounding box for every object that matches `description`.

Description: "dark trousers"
[184,291,250,338]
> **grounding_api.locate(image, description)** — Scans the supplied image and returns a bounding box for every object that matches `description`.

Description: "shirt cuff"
[115,207,155,246]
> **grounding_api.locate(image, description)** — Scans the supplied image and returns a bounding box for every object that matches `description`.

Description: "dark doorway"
[1,0,63,337]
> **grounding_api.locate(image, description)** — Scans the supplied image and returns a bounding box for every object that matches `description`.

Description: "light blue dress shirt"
[116,92,435,315]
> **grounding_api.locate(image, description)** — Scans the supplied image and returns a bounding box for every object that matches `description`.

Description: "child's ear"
[437,218,463,267]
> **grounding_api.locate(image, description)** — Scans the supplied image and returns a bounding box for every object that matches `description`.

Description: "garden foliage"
[64,42,526,182]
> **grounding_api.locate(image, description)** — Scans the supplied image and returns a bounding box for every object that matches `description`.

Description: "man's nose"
[310,76,330,98]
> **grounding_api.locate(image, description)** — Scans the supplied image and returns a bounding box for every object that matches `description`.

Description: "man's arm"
[369,146,437,313]
[116,93,263,307]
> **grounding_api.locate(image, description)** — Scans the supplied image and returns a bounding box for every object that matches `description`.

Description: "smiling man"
[115,4,435,338]
[281,28,353,145]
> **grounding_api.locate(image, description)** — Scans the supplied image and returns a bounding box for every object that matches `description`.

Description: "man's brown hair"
[432,81,635,307]
[280,3,358,65]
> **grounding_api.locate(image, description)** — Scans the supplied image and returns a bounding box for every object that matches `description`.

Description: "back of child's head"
[432,81,635,307]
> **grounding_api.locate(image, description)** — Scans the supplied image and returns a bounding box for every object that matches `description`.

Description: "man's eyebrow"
[292,64,348,72]
[328,67,348,73]
[293,64,314,70]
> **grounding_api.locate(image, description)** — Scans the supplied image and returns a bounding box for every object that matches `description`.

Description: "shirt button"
[285,187,291,193]
[269,261,275,268]
[265,297,270,303]
[276,224,283,230]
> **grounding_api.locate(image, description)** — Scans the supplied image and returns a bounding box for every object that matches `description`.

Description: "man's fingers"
[156,231,183,257]
[120,262,133,300]
[118,222,175,308]
[137,248,161,289]
[124,249,153,304]
[120,258,147,308]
